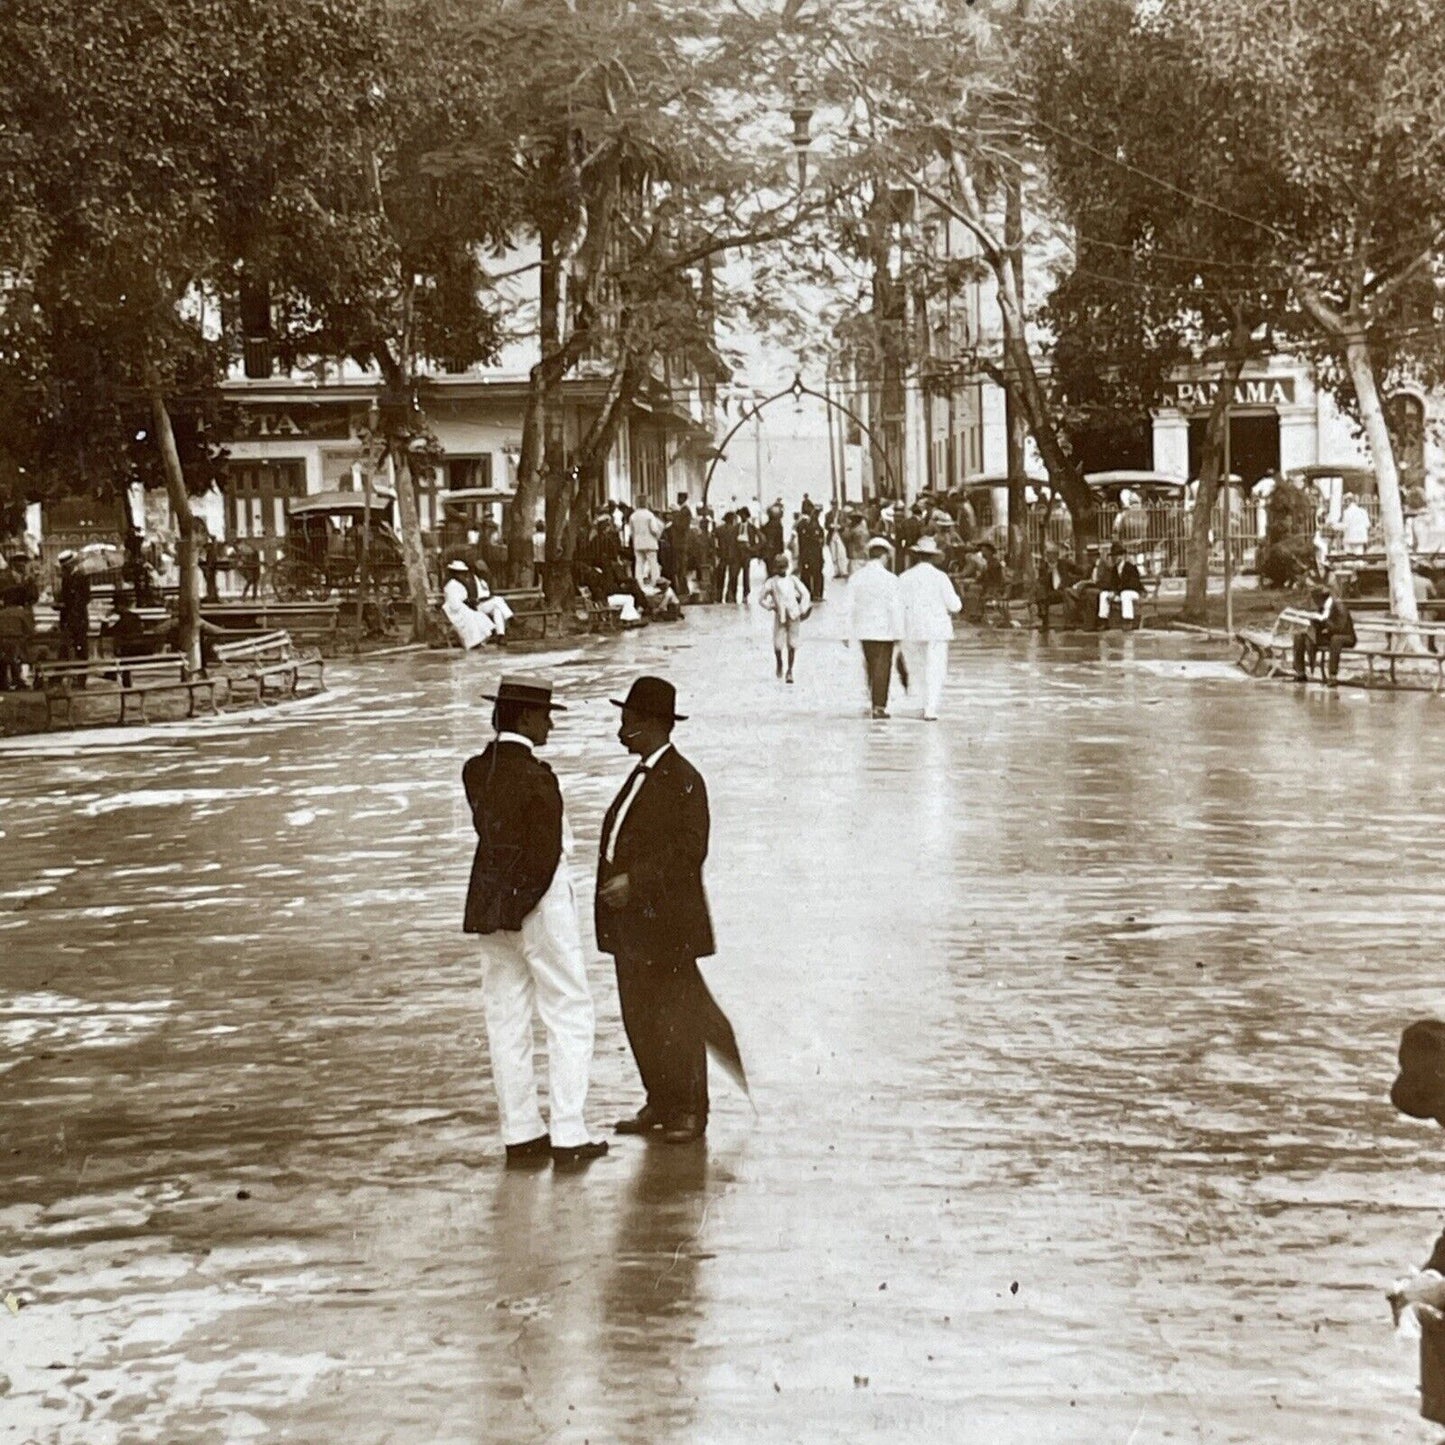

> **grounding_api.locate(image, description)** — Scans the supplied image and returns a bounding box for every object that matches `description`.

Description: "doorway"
[1187,412,1280,483]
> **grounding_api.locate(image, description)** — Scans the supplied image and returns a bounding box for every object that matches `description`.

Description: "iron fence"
[1017,501,1263,576]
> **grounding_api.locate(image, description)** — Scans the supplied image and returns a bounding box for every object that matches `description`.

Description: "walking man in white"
[898,535,962,720]
[462,677,606,1170]
[842,536,905,718]
[630,501,664,586]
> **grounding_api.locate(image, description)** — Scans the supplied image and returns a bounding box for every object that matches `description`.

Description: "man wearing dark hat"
[56,550,91,665]
[463,676,606,1170]
[597,676,732,1144]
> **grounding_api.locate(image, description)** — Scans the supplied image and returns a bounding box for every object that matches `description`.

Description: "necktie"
[602,763,650,865]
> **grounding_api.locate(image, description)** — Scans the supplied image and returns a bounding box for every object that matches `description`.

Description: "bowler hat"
[610,674,687,722]
[482,675,567,711]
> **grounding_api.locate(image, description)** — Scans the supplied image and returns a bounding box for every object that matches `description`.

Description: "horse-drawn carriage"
[270,491,408,602]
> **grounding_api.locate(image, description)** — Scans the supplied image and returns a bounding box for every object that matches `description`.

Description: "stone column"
[1152,409,1190,478]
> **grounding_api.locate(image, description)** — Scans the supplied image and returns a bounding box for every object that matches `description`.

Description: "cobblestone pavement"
[2,599,1444,1443]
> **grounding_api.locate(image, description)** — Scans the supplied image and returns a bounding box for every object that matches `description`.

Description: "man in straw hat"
[898,535,962,721]
[596,675,745,1144]
[462,676,606,1170]
[841,536,904,718]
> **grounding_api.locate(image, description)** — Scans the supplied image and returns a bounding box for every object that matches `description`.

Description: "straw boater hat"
[866,536,894,555]
[610,675,687,722]
[482,675,567,710]
[447,558,470,572]
[910,536,943,557]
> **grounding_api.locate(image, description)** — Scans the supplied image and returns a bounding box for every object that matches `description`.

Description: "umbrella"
[695,970,753,1106]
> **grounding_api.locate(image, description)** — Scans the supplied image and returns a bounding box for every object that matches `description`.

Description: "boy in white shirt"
[757,552,811,683]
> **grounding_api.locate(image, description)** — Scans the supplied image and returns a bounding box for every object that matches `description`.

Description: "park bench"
[211,629,324,701]
[201,600,343,653]
[1236,607,1327,678]
[1350,617,1445,689]
[494,587,562,638]
[33,653,219,728]
[575,586,622,633]
[1236,606,1445,688]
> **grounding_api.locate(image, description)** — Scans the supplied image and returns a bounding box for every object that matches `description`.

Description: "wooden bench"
[1237,606,1445,687]
[1235,607,1321,677]
[494,587,563,638]
[201,600,343,653]
[211,629,324,700]
[1350,617,1445,689]
[575,587,622,633]
[33,653,219,727]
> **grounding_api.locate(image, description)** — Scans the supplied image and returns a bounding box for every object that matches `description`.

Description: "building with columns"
[1151,358,1438,495]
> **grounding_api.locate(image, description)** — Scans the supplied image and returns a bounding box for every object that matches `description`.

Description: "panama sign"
[1165,376,1296,409]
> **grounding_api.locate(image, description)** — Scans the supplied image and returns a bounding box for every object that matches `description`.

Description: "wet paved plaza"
[2,600,1445,1443]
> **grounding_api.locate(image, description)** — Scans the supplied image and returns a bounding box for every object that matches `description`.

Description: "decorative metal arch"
[701,373,898,507]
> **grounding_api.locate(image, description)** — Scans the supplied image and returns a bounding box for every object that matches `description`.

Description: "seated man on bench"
[1096,543,1144,630]
[1034,543,1083,631]
[1293,585,1356,686]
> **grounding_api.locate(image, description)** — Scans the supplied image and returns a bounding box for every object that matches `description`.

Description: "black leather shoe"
[615,1106,664,1135]
[504,1134,551,1169]
[552,1139,609,1170]
[662,1114,706,1144]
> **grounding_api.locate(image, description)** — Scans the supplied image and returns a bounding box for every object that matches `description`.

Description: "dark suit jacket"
[1319,596,1357,646]
[595,745,715,962]
[462,739,563,934]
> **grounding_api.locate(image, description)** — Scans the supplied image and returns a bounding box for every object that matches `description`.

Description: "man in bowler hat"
[463,676,606,1169]
[596,676,726,1143]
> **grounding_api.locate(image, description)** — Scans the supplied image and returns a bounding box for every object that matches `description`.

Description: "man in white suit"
[898,535,962,721]
[842,537,904,718]
[629,502,664,586]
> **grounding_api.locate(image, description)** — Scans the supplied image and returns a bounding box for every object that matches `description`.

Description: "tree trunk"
[1181,355,1243,621]
[1343,336,1418,624]
[540,353,641,608]
[390,445,435,641]
[149,387,199,672]
[1003,164,1030,580]
[1297,284,1418,626]
[509,218,563,588]
[1005,382,1030,579]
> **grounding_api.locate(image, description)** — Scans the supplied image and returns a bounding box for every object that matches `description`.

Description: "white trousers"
[634,548,659,586]
[1098,589,1140,620]
[477,596,514,635]
[479,866,595,1148]
[902,640,949,718]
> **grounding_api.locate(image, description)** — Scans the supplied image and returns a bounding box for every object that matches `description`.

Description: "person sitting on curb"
[1097,543,1144,630]
[1293,584,1356,686]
